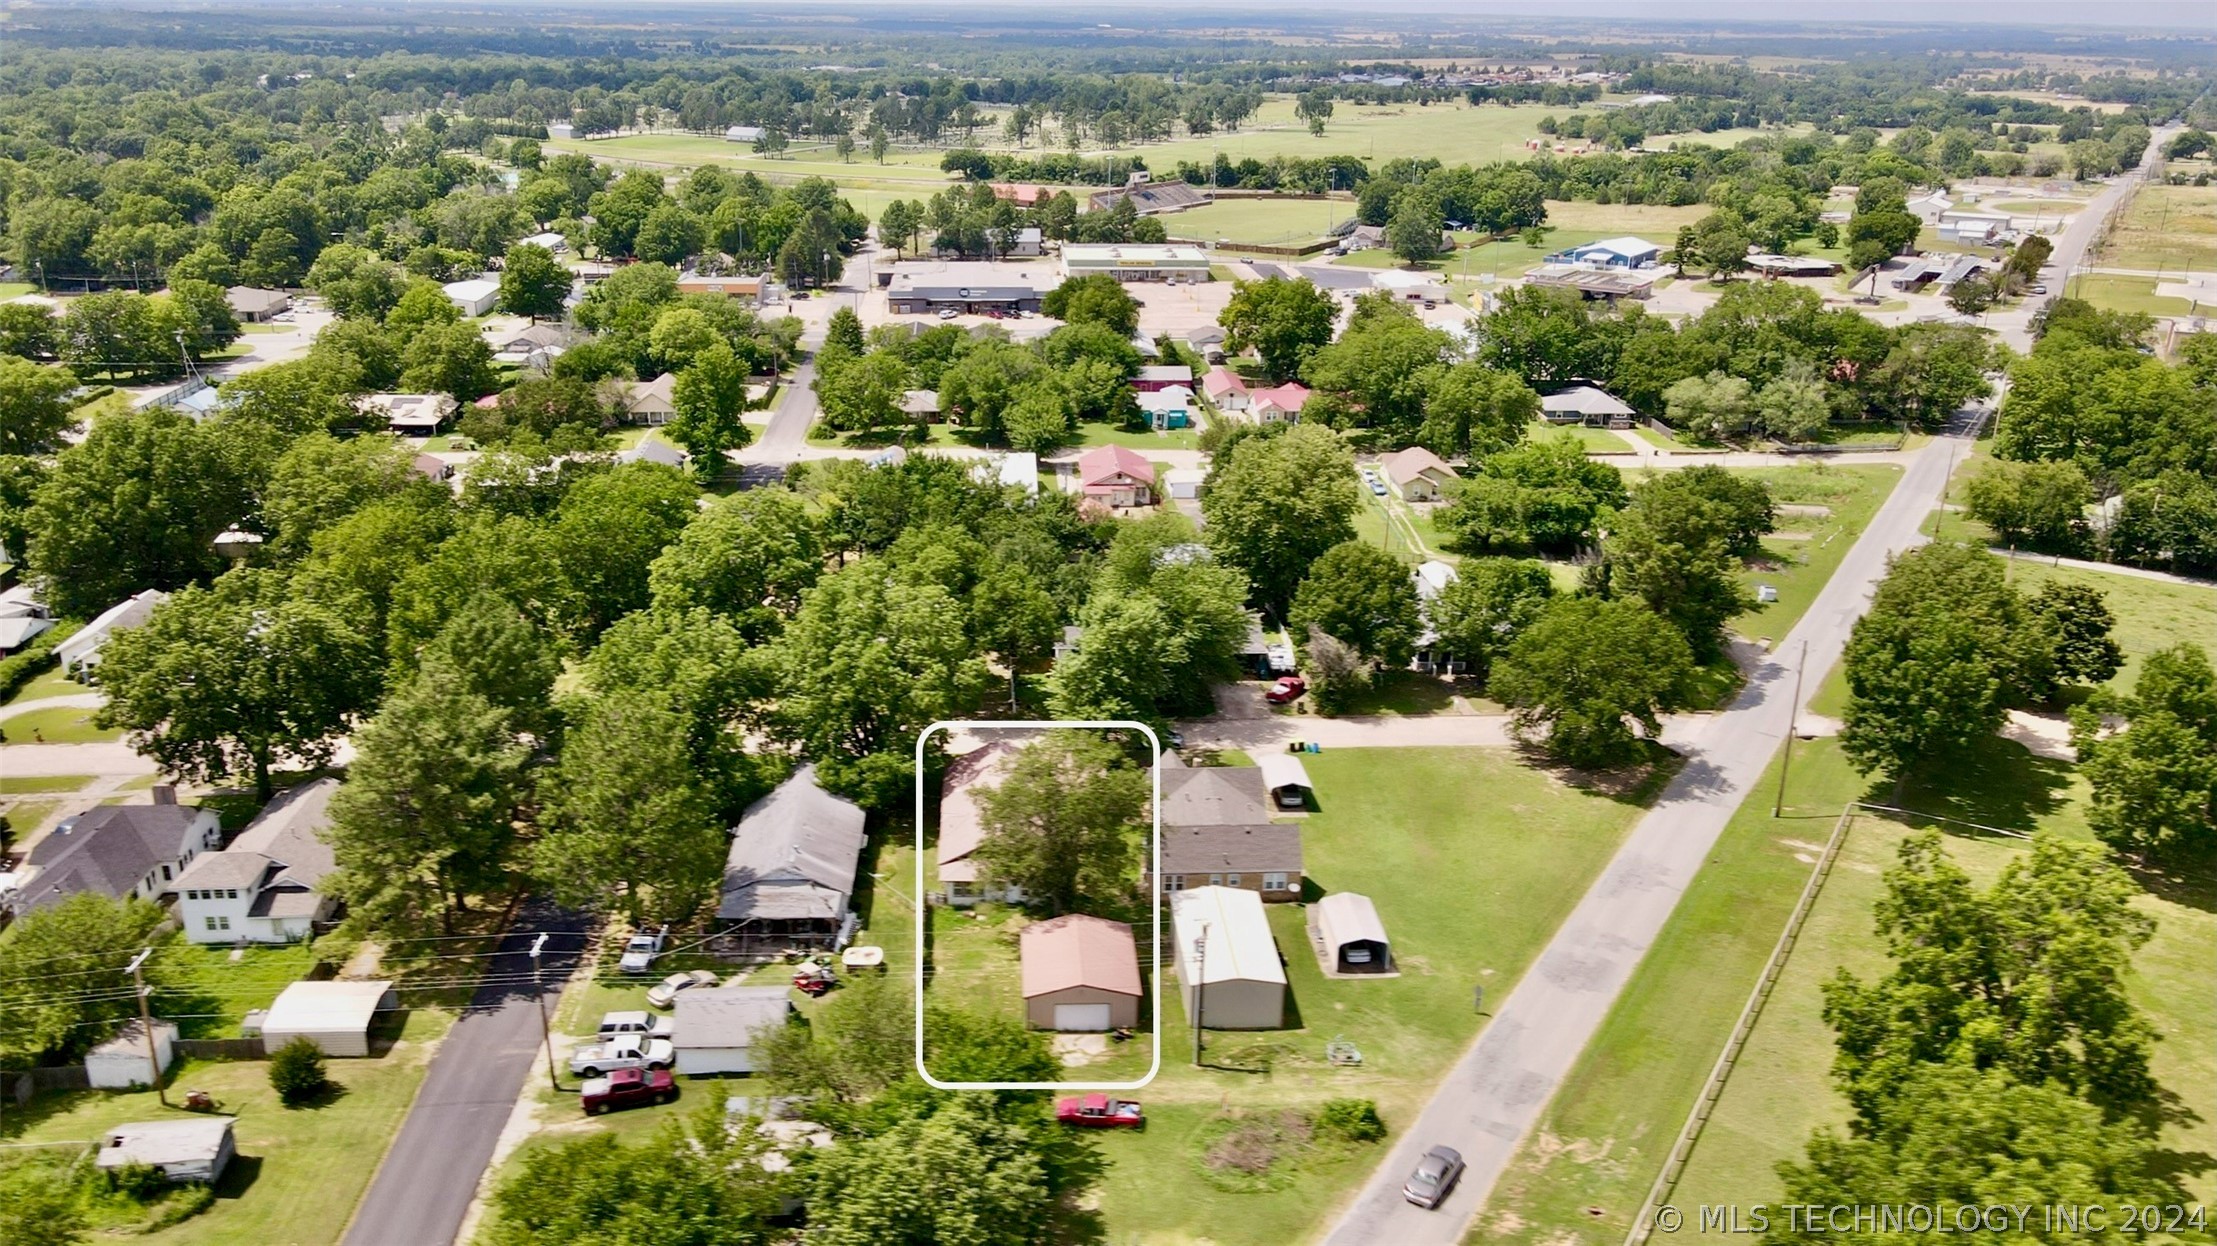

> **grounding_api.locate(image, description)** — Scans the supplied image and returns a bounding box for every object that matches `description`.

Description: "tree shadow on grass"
[1514,741,1687,808]
[1878,735,2075,835]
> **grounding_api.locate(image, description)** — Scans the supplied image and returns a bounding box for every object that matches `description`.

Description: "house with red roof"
[1201,366,1249,412]
[1075,445,1157,507]
[1249,382,1311,424]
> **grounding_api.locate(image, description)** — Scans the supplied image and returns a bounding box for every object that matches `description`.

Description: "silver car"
[1403,1145,1465,1209]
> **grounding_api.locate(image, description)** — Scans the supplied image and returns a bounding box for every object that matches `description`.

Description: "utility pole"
[528,933,559,1092]
[125,948,167,1107]
[1191,922,1209,1067]
[1772,639,1809,818]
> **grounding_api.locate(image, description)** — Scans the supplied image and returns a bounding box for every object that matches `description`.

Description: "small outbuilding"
[1311,892,1392,974]
[673,985,793,1075]
[85,1019,176,1089]
[1254,753,1313,811]
[442,277,501,317]
[259,979,395,1057]
[1021,914,1142,1032]
[1170,885,1286,1030]
[96,1117,235,1185]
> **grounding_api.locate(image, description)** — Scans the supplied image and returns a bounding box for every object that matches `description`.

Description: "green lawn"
[154,943,325,1039]
[2,704,122,743]
[1993,559,2217,693]
[924,903,1029,1029]
[0,773,93,794]
[0,1012,447,1246]
[2067,272,2197,318]
[2,665,82,707]
[0,282,34,299]
[1167,197,1350,247]
[2098,183,2217,273]
[1730,464,1904,646]
[1095,746,1657,1243]
[1526,419,1635,453]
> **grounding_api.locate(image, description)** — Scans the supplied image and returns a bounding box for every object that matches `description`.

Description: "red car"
[581,1067,677,1115]
[1056,1094,1144,1128]
[1265,676,1307,705]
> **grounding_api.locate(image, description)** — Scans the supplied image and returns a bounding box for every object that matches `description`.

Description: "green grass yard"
[2,665,82,707]
[2,704,122,743]
[0,1012,447,1246]
[1730,464,1903,646]
[1167,197,1349,246]
[2099,183,2217,274]
[2068,272,2198,318]
[0,772,93,794]
[1094,746,1656,1243]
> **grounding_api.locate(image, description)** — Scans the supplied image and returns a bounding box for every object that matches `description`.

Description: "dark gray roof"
[718,765,866,922]
[20,805,211,911]
[1161,824,1304,875]
[1160,767,1272,827]
[226,778,338,890]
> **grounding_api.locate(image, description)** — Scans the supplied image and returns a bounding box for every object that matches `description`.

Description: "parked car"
[580,1067,677,1115]
[2030,284,2047,294]
[646,969,720,1010]
[1369,479,1388,495]
[597,1009,676,1042]
[937,307,959,319]
[569,1036,675,1078]
[1402,1145,1466,1209]
[1056,1094,1143,1128]
[1265,676,1307,705]
[618,924,668,974]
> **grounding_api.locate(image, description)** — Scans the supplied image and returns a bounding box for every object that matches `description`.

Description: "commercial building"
[884,261,1056,315]
[1060,243,1211,283]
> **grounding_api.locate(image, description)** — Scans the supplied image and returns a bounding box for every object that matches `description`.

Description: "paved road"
[1990,126,2174,353]
[745,359,820,465]
[1319,418,1970,1245]
[340,902,588,1246]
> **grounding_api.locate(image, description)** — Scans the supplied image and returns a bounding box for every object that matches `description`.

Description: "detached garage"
[1311,892,1393,974]
[673,986,793,1076]
[1171,886,1286,1030]
[259,980,395,1057]
[1021,914,1141,1032]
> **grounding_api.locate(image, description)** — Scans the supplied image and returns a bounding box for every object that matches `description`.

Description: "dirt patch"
[1776,503,1833,517]
[2001,709,2077,762]
[1795,713,1842,738]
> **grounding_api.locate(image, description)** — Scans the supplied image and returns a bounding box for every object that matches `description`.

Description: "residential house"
[1021,914,1142,1031]
[717,764,866,948]
[1186,326,1227,360]
[13,799,222,915]
[1160,764,1271,827]
[411,453,453,483]
[1380,447,1456,502]
[443,277,501,317]
[360,393,458,435]
[1132,364,1194,394]
[225,286,291,322]
[1170,886,1285,1030]
[492,323,569,366]
[1136,385,1194,431]
[54,590,168,678]
[602,374,678,425]
[618,436,688,470]
[0,614,53,655]
[1413,558,1460,673]
[673,985,792,1075]
[1001,227,1044,259]
[1201,366,1249,411]
[1906,192,1954,224]
[901,389,941,421]
[1075,445,1157,507]
[991,183,1050,208]
[175,778,340,944]
[1248,382,1310,424]
[1311,892,1392,973]
[936,741,1023,907]
[1059,243,1211,283]
[1539,384,1636,428]
[95,1118,235,1185]
[1157,824,1304,900]
[257,980,395,1057]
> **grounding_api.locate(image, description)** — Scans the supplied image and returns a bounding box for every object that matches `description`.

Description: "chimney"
[151,784,178,806]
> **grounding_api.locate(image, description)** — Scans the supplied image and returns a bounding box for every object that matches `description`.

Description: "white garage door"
[1054,1003,1113,1032]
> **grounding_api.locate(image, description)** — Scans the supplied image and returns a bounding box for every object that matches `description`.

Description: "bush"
[0,621,79,702]
[1315,1098,1387,1144]
[105,1159,166,1200]
[268,1036,331,1105]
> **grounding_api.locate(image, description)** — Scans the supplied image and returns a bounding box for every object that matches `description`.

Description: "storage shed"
[1170,886,1286,1030]
[1255,753,1314,811]
[96,1117,235,1184]
[1020,914,1142,1031]
[85,1019,176,1089]
[259,979,395,1057]
[673,985,793,1075]
[1311,892,1392,974]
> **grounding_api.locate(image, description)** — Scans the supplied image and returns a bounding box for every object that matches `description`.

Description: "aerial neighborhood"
[1,5,2214,1246]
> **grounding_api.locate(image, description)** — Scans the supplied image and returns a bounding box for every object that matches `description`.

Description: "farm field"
[1092,746,1660,1244]
[2098,183,2217,272]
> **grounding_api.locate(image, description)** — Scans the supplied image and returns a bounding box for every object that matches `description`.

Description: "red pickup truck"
[580,1067,677,1115]
[1055,1093,1143,1128]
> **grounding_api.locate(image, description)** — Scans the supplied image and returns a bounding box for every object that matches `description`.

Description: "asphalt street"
[1320,417,1972,1245]
[339,901,588,1246]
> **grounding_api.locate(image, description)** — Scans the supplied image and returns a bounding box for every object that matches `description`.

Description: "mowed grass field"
[2101,183,2217,273]
[2068,272,2200,318]
[1090,746,1659,1244]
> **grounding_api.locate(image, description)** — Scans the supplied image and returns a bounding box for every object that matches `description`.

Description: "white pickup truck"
[569,1036,674,1078]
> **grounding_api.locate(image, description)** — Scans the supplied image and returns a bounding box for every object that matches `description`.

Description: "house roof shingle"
[21,805,210,912]
[1161,824,1304,876]
[718,765,866,922]
[1381,446,1455,487]
[1159,767,1272,827]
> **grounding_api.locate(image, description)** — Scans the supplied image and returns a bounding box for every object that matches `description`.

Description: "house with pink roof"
[1021,914,1141,1031]
[1075,445,1157,507]
[1249,382,1311,424]
[1202,366,1249,411]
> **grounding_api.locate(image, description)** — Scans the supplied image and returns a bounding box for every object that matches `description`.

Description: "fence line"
[1621,804,1858,1246]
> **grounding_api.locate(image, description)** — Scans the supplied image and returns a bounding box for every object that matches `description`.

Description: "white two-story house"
[175,779,340,944]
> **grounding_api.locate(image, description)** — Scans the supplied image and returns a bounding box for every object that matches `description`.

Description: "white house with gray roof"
[176,778,340,943]
[9,800,221,916]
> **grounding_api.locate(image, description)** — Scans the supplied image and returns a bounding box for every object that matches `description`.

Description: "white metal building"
[85,1019,176,1089]
[1170,885,1286,1030]
[443,277,500,317]
[96,1117,235,1184]
[673,986,793,1075]
[259,980,395,1057]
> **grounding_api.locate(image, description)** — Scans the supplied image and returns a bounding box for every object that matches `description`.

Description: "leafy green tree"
[1663,371,1757,443]
[220,359,368,435]
[306,243,407,321]
[973,564,1062,703]
[1041,274,1141,337]
[326,672,529,935]
[1845,200,1919,271]
[2028,581,2122,688]
[825,306,867,356]
[0,302,61,360]
[498,243,569,322]
[2071,643,2217,860]
[307,319,404,394]
[460,375,608,450]
[647,489,823,642]
[807,1097,1060,1246]
[1219,276,1336,382]
[1755,364,1832,442]
[268,1036,332,1106]
[1295,90,1335,137]
[936,339,1044,440]
[544,463,698,641]
[668,340,754,482]
[1291,541,1422,670]
[1689,209,1751,279]
[399,320,498,402]
[0,894,172,1067]
[1424,557,1555,685]
[0,1156,88,1245]
[974,731,1150,916]
[1419,363,1536,458]
[262,432,425,557]
[633,203,704,266]
[771,556,988,804]
[1947,273,1998,316]
[0,357,78,454]
[1001,379,1075,453]
[1821,832,2156,1126]
[1303,307,1457,441]
[1202,424,1362,615]
[97,570,380,801]
[1491,597,1696,769]
[1387,187,1446,264]
[488,1102,789,1246]
[583,606,769,819]
[417,592,563,740]
[536,689,725,924]
[816,349,911,437]
[1600,473,1760,659]
[164,278,241,358]
[877,200,922,257]
[383,277,462,343]
[1437,435,1627,556]
[755,972,915,1106]
[1873,323,1992,427]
